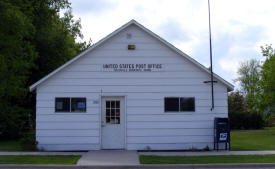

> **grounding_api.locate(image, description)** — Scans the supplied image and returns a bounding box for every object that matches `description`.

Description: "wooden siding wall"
[36,25,228,151]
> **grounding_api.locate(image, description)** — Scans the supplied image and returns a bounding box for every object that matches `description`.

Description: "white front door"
[101,97,125,149]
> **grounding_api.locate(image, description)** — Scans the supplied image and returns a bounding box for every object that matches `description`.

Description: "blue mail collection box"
[214,117,230,150]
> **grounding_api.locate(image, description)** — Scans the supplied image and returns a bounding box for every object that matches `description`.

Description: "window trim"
[55,97,87,113]
[164,97,195,113]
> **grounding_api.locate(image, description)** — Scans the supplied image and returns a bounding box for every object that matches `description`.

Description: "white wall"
[36,24,229,151]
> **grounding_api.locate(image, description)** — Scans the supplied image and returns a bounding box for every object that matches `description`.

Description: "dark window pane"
[116,101,120,108]
[55,98,70,112]
[115,117,120,124]
[110,117,115,124]
[111,109,115,116]
[106,117,110,123]
[71,98,86,112]
[106,101,110,108]
[115,109,120,116]
[111,101,115,108]
[180,97,195,111]
[165,98,179,112]
[106,109,110,116]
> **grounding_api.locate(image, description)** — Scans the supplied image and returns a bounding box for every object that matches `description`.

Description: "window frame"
[55,97,87,113]
[164,97,195,113]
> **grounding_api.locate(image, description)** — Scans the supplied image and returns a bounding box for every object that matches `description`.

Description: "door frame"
[99,95,127,150]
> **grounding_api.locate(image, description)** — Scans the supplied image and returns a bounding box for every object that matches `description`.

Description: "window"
[55,98,70,112]
[55,97,86,112]
[71,98,86,112]
[180,97,195,111]
[164,97,179,112]
[105,100,120,124]
[165,97,195,112]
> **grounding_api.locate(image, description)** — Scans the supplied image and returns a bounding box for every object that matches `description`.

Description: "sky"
[68,0,275,86]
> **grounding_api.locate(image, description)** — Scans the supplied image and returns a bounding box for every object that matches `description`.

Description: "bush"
[229,111,264,129]
[203,145,210,151]
[228,91,265,130]
[19,130,37,151]
[266,115,275,127]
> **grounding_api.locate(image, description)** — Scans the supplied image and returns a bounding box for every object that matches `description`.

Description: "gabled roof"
[30,19,234,92]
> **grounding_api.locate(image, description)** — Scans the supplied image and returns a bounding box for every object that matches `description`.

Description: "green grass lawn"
[231,127,275,150]
[0,155,81,165]
[140,154,275,164]
[0,127,274,152]
[0,140,22,151]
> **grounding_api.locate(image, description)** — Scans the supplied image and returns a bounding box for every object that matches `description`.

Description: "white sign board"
[102,64,163,72]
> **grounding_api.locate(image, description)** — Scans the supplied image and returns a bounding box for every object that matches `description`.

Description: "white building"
[30,20,234,151]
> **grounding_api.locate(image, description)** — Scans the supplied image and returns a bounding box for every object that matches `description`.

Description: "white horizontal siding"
[46,78,211,86]
[36,122,99,129]
[36,98,227,108]
[78,56,187,64]
[127,136,213,144]
[36,114,98,122]
[127,128,213,136]
[37,129,99,137]
[36,107,99,114]
[37,92,227,100]
[37,93,99,100]
[106,36,159,44]
[126,92,227,100]
[127,121,213,129]
[127,106,227,114]
[52,71,210,79]
[38,85,226,93]
[65,63,199,71]
[37,144,100,151]
[111,27,158,40]
[97,43,169,50]
[37,136,99,144]
[35,24,229,151]
[127,113,227,122]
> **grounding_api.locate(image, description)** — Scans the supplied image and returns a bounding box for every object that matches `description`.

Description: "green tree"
[26,1,91,136]
[228,91,264,129]
[259,45,275,116]
[23,0,91,84]
[0,0,91,139]
[228,91,247,114]
[228,91,247,129]
[0,1,37,138]
[235,59,261,113]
